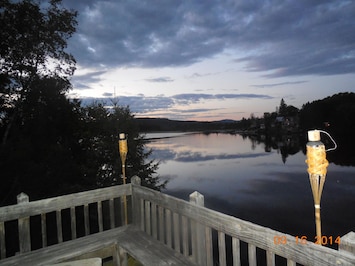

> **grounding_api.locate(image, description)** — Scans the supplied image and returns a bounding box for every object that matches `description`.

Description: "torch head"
[119,133,128,165]
[308,130,320,142]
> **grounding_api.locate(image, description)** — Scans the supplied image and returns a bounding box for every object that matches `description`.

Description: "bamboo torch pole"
[119,133,128,225]
[306,130,329,243]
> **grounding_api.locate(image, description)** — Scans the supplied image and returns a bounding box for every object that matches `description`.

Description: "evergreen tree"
[279,98,287,116]
[79,102,163,190]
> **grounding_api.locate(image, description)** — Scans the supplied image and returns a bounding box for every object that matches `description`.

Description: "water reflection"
[246,134,303,163]
[145,132,355,245]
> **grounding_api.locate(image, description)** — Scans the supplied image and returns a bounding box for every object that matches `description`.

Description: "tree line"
[0,0,162,206]
[237,93,355,165]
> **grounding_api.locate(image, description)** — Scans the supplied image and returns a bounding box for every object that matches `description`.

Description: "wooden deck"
[0,176,354,266]
[0,225,195,266]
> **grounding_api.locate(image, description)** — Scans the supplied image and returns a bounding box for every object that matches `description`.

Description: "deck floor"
[0,225,196,266]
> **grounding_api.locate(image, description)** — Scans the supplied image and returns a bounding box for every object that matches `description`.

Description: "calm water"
[145,132,355,245]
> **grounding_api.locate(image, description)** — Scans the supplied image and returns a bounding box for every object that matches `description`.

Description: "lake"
[144,132,355,247]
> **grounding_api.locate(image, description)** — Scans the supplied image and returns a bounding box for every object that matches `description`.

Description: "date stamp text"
[273,235,341,245]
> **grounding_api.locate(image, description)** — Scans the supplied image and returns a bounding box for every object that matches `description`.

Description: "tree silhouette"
[0,0,77,144]
[0,1,163,206]
[79,102,163,190]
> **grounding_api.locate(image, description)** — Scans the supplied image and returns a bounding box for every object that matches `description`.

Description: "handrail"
[131,181,355,266]
[0,184,131,222]
[0,178,354,266]
[0,184,131,259]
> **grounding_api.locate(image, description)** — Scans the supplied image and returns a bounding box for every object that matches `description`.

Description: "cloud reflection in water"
[146,132,355,240]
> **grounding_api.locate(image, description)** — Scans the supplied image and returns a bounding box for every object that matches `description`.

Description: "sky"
[60,0,355,121]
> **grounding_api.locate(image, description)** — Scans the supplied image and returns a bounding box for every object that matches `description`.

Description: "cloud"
[187,70,232,79]
[62,0,355,77]
[171,150,270,163]
[70,70,106,89]
[251,81,308,88]
[149,146,270,162]
[173,93,273,104]
[75,92,272,120]
[145,77,174,82]
[79,95,175,113]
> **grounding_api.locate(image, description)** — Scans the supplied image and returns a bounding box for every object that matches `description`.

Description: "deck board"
[0,225,196,266]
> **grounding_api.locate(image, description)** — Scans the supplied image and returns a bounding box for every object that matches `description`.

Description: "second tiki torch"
[306,130,328,243]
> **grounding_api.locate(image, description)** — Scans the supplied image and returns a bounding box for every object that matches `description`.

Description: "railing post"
[131,176,141,226]
[190,191,206,266]
[339,231,355,256]
[17,193,31,253]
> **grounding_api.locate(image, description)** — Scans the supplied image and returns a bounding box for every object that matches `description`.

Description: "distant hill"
[134,117,239,132]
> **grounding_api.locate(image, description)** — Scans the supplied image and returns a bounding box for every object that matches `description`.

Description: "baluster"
[286,259,296,266]
[266,250,275,266]
[182,216,188,257]
[145,201,151,235]
[84,204,89,235]
[248,243,256,266]
[70,207,76,239]
[0,222,5,259]
[158,206,164,243]
[109,199,115,229]
[56,210,63,243]
[218,231,226,266]
[140,199,144,231]
[166,209,172,248]
[205,226,213,266]
[97,201,103,232]
[131,176,142,227]
[232,237,240,266]
[41,214,47,247]
[152,202,157,239]
[173,212,180,253]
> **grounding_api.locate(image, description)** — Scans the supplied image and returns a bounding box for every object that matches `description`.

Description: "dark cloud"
[62,0,355,77]
[71,70,106,89]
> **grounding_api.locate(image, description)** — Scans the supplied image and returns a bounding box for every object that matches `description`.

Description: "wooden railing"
[0,184,131,259]
[0,176,354,265]
[130,177,355,266]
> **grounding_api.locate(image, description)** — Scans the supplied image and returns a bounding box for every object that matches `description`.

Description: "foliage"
[80,102,163,190]
[0,1,163,206]
[0,0,77,145]
[0,77,87,204]
[0,0,77,83]
[0,0,80,204]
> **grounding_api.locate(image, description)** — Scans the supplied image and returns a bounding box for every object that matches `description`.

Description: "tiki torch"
[119,133,128,225]
[306,130,329,243]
